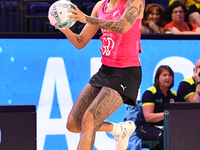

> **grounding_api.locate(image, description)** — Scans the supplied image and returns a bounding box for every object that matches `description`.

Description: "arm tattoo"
[129,0,144,7]
[141,0,145,7]
[124,6,138,25]
[75,35,82,43]
[86,16,124,33]
[103,21,114,30]
[85,0,144,33]
[111,22,125,33]
[138,4,142,16]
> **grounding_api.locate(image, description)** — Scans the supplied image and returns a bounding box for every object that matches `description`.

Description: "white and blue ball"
[48,0,76,29]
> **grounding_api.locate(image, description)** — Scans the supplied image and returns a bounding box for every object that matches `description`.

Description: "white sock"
[110,123,122,136]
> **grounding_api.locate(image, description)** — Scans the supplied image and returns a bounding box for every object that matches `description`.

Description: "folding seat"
[28,2,51,32]
[82,2,95,16]
[0,1,23,32]
[150,0,168,9]
[71,0,93,5]
[77,23,85,34]
[145,0,149,6]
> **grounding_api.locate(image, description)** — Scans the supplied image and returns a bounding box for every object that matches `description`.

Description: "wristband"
[197,82,200,85]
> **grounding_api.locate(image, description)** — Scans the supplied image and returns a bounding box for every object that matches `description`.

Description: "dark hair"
[163,1,188,22]
[169,1,187,14]
[142,3,166,27]
[154,65,174,89]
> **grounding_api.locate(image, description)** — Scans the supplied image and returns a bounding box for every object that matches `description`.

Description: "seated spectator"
[169,0,200,26]
[163,1,200,34]
[141,4,166,34]
[187,0,200,26]
[164,0,187,23]
[177,59,200,102]
[136,65,177,150]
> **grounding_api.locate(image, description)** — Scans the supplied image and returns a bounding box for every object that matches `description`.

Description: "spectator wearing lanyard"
[177,59,200,102]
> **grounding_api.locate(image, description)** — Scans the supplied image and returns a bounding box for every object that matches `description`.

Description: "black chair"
[150,0,168,9]
[71,0,93,5]
[0,1,24,32]
[82,2,95,16]
[28,2,51,32]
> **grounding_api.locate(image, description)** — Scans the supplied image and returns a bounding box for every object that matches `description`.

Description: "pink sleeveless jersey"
[98,0,142,68]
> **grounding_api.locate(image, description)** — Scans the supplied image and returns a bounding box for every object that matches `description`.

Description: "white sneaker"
[114,120,136,150]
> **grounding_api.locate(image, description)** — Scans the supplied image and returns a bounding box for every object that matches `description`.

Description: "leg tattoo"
[89,87,123,132]
[70,84,101,131]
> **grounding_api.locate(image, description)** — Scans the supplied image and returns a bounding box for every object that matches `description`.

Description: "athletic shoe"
[114,120,136,150]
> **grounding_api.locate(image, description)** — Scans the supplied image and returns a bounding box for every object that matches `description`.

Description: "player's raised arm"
[57,1,102,50]
[70,0,145,34]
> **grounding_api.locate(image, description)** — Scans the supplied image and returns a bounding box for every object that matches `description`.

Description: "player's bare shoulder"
[124,0,145,19]
[91,0,104,17]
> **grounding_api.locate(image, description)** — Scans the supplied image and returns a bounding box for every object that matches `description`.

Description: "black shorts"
[188,4,200,15]
[89,64,142,106]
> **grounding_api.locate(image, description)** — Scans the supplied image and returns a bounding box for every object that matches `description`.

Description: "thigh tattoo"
[71,85,101,131]
[89,87,123,131]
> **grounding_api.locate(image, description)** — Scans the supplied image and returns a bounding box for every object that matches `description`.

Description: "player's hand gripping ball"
[48,0,76,29]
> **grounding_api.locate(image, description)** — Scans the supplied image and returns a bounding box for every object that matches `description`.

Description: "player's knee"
[66,115,81,133]
[81,111,94,130]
